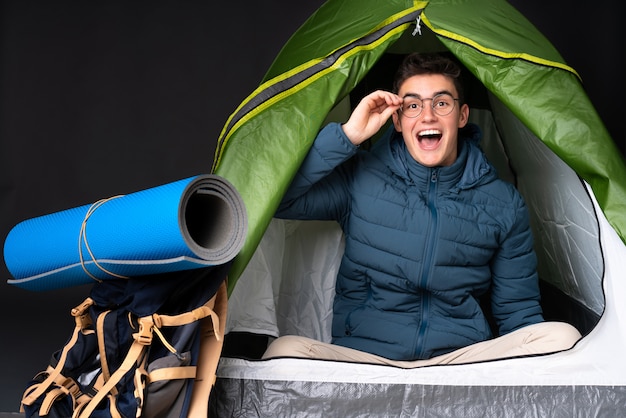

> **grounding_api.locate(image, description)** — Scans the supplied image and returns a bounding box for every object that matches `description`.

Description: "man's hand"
[341,90,402,146]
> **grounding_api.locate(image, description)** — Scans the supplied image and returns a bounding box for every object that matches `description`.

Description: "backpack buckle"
[60,377,80,397]
[134,318,154,346]
[71,298,94,329]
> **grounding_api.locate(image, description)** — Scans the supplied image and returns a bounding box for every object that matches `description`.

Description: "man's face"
[392,74,469,167]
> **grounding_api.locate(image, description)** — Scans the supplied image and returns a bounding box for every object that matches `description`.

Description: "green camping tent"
[209,0,626,414]
[211,0,626,294]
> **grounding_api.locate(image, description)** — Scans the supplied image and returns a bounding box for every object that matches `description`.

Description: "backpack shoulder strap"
[187,279,228,417]
[77,332,149,418]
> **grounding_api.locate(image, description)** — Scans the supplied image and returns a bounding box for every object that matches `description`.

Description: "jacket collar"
[373,123,496,192]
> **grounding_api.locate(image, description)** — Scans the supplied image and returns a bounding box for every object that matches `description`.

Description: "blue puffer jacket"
[276,122,544,361]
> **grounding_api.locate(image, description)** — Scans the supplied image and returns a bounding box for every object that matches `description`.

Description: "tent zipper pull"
[412,16,422,36]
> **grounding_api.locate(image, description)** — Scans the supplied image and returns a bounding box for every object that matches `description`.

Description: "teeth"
[419,129,441,136]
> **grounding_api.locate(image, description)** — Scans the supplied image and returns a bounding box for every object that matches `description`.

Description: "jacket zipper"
[415,168,439,358]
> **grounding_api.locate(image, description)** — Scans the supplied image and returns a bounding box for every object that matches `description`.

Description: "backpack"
[19,263,229,418]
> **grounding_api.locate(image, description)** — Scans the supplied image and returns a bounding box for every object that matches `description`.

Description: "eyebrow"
[402,90,453,99]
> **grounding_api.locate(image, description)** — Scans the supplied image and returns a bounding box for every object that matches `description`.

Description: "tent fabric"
[211,0,626,292]
[4,174,247,291]
[212,0,423,290]
[211,370,626,417]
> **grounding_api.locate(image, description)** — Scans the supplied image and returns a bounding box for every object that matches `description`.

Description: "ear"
[458,103,469,128]
[392,111,402,132]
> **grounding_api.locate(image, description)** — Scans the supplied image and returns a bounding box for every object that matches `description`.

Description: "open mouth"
[418,129,442,149]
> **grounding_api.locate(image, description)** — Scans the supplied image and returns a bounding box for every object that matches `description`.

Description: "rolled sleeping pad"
[3,174,247,291]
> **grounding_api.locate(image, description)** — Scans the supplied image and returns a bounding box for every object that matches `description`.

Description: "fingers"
[366,90,403,113]
[342,90,402,145]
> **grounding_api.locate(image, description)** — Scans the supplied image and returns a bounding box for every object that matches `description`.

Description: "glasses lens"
[401,98,423,118]
[432,93,455,116]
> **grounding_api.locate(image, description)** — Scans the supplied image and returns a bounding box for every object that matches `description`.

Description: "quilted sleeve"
[489,193,545,335]
[275,122,358,221]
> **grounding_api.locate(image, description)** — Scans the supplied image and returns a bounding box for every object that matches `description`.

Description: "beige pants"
[262,322,582,367]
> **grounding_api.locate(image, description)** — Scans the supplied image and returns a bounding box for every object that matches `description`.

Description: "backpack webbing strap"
[188,279,228,417]
[40,387,71,415]
[147,280,225,358]
[77,337,148,418]
[39,376,78,415]
[151,295,222,328]
[39,366,94,413]
[108,393,124,418]
[95,309,118,397]
[20,297,95,409]
[71,392,123,418]
[147,365,197,382]
[134,363,148,417]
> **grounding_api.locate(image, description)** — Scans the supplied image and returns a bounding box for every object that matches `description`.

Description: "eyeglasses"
[400,93,459,118]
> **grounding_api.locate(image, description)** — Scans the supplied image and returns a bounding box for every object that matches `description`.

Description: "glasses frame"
[399,93,460,118]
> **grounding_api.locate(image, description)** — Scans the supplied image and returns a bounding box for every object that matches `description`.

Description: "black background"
[0,0,622,412]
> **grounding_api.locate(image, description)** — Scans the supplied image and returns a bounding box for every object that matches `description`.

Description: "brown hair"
[392,52,465,104]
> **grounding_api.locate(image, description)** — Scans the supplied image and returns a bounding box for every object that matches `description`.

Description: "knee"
[262,335,313,359]
[548,321,583,349]
[527,321,582,351]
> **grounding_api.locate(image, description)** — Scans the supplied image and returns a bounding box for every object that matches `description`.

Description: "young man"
[263,52,581,366]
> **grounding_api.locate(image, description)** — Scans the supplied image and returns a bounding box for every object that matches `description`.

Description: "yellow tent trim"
[212,6,423,171]
[419,12,580,79]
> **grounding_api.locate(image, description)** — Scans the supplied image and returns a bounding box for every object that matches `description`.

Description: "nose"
[421,102,438,121]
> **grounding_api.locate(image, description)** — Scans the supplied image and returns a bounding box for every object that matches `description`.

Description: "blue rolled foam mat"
[3,174,247,291]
